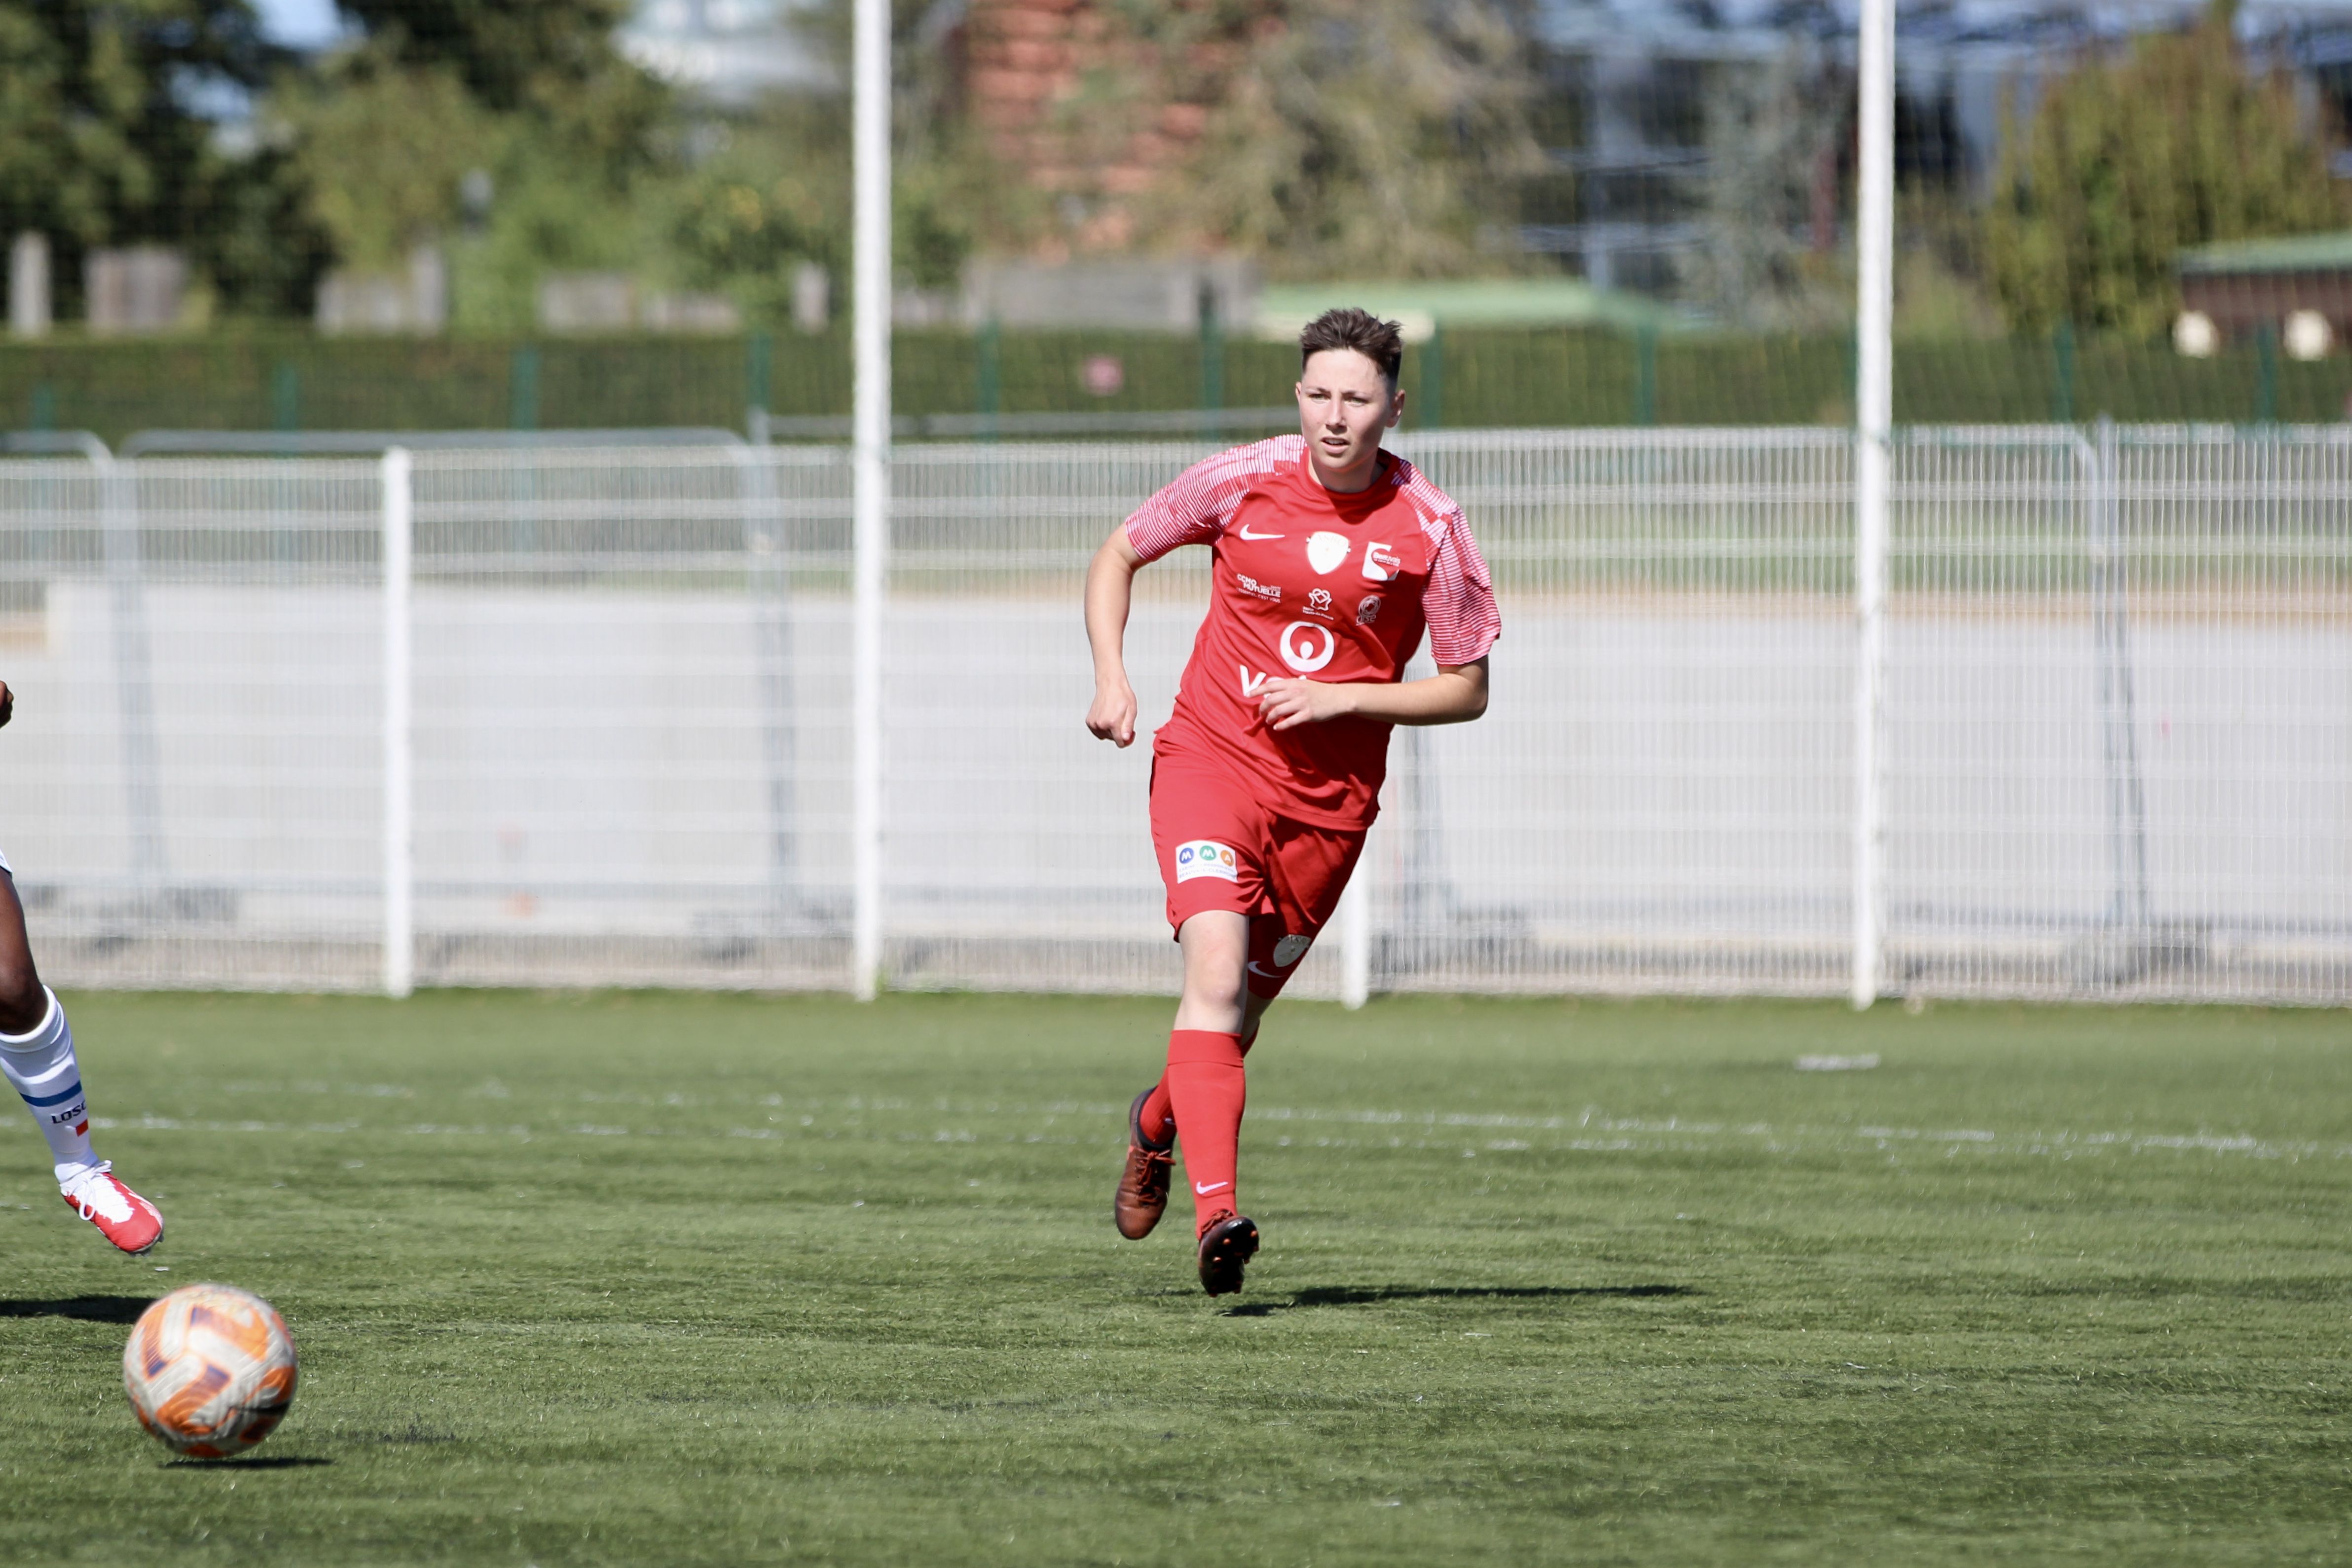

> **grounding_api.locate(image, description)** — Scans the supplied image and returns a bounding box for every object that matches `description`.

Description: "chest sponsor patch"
[1234,573,1282,603]
[1361,542,1401,582]
[1174,839,1241,883]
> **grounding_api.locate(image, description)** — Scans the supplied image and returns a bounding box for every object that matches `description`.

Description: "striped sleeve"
[1421,510,1501,666]
[1121,438,1299,563]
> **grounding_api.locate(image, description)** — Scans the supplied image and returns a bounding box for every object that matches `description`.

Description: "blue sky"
[252,0,344,50]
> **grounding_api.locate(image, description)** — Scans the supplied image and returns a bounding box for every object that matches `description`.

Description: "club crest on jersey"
[1306,531,1350,574]
[1279,620,1336,673]
[1362,542,1400,582]
[1175,840,1240,883]
[1356,595,1382,625]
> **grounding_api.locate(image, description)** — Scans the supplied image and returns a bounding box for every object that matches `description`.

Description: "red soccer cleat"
[1115,1088,1175,1240]
[61,1163,163,1256]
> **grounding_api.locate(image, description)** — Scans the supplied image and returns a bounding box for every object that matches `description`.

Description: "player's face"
[1295,350,1403,488]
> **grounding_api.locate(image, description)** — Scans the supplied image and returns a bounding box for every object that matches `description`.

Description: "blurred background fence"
[0,426,2341,1005]
[9,327,2352,444]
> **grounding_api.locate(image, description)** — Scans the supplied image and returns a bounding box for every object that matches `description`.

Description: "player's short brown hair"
[1299,308,1404,385]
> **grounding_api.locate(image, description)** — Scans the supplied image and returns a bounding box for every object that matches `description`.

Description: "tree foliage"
[1681,46,1850,329]
[1982,1,2348,336]
[1113,0,1540,278]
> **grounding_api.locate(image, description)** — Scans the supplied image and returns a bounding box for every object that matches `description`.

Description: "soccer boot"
[61,1162,163,1256]
[1115,1088,1174,1240]
[1195,1211,1259,1297]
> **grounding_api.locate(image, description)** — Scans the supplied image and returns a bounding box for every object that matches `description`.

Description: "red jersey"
[1123,436,1501,830]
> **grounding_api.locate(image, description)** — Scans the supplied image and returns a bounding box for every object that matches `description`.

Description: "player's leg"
[0,865,163,1254]
[1165,908,1261,1293]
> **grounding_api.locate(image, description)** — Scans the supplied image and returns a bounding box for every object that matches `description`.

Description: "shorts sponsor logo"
[1272,933,1313,967]
[1306,531,1350,574]
[1175,839,1240,883]
[1356,594,1382,624]
[1235,573,1282,603]
[1279,620,1336,674]
[1361,542,1400,582]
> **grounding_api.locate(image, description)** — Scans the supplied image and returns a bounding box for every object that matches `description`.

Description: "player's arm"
[1084,524,1147,747]
[1258,658,1488,731]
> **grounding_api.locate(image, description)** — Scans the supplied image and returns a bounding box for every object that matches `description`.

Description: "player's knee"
[0,956,43,1034]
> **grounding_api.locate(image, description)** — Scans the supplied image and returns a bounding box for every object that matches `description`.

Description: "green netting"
[3,327,2348,443]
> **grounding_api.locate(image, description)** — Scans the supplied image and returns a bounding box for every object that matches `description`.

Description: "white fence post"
[1336,868,1369,1011]
[381,447,414,999]
[849,0,891,1001]
[1850,0,1895,1011]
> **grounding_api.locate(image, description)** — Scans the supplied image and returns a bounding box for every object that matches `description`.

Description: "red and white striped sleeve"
[1423,512,1500,665]
[1121,437,1300,563]
[1396,465,1499,665]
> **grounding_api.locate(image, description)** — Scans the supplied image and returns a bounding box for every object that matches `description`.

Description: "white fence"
[0,426,2341,1005]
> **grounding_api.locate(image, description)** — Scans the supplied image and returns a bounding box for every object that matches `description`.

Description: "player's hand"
[1258,677,1353,731]
[1087,673,1138,747]
[0,680,14,729]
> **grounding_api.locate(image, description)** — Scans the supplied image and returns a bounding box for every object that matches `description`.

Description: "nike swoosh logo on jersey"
[1236,524,1285,540]
[1194,1181,1231,1195]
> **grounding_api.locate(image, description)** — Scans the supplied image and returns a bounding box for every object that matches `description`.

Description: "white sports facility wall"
[0,427,2342,1004]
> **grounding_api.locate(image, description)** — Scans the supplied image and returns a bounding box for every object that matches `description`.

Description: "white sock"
[0,988,99,1186]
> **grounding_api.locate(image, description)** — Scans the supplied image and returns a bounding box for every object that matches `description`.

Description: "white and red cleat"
[61,1163,163,1255]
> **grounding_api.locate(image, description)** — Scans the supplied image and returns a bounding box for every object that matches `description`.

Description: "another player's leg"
[0,868,161,1254]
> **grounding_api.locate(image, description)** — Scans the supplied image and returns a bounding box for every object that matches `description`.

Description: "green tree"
[1115,0,1541,279]
[1982,0,2348,336]
[0,0,320,314]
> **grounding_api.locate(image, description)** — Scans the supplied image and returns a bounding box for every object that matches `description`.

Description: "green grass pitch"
[0,990,2345,1565]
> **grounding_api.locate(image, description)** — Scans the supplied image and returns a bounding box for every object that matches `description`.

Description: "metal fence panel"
[0,427,2340,1004]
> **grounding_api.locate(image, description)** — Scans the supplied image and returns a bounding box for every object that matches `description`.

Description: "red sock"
[1165,1028,1247,1233]
[1140,1028,1254,1147]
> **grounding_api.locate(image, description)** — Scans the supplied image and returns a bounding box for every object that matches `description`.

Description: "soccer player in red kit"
[1084,308,1499,1296]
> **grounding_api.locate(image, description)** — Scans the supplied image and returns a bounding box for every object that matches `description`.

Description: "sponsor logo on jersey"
[1306,587,1333,618]
[1306,531,1350,574]
[1279,620,1337,673]
[1238,664,1273,699]
[1361,542,1400,582]
[1234,573,1282,603]
[1175,839,1241,883]
[1356,595,1382,625]
[1271,933,1313,966]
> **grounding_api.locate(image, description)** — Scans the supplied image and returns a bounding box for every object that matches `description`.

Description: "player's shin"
[0,985,97,1183]
[1139,1025,1250,1149]
[1165,1028,1247,1233]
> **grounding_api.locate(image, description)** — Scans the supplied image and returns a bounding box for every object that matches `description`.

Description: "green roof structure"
[2176,231,2352,276]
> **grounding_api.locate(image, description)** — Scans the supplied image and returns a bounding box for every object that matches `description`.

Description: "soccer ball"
[122,1284,298,1459]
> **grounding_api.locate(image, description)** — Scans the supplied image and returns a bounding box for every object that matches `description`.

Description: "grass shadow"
[163,1456,333,1469]
[1223,1283,1693,1318]
[0,1295,151,1324]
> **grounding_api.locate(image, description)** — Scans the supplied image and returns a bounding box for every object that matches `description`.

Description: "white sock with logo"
[0,988,99,1186]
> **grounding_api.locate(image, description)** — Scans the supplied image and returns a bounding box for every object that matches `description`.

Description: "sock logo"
[1194,1180,1230,1196]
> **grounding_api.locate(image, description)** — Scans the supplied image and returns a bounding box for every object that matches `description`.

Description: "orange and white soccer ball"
[122,1284,298,1459]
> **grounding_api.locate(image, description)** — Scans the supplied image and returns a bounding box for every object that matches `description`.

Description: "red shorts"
[1149,748,1366,999]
